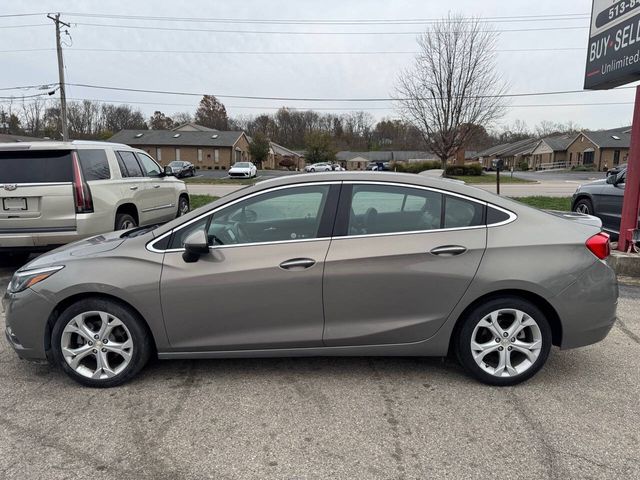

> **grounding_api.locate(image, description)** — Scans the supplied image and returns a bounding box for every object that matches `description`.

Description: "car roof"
[0,140,132,151]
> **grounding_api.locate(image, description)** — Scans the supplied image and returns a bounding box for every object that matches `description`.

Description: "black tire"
[176,195,190,218]
[115,213,137,231]
[51,298,152,388]
[455,296,552,386]
[573,198,594,215]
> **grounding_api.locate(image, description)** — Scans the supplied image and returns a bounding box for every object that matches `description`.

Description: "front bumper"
[228,171,251,177]
[552,259,618,349]
[2,287,53,361]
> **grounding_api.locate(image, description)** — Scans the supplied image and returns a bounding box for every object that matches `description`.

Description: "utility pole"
[47,13,70,141]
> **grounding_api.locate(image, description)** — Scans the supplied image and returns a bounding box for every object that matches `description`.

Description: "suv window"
[348,184,443,235]
[116,151,144,178]
[136,153,162,177]
[77,149,110,181]
[169,185,330,248]
[0,150,72,183]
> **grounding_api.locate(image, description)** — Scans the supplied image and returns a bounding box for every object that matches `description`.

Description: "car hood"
[229,167,251,171]
[19,230,128,271]
[580,179,607,188]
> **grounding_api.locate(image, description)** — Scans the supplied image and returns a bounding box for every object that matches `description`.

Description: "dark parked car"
[168,161,195,178]
[606,163,627,177]
[572,167,639,238]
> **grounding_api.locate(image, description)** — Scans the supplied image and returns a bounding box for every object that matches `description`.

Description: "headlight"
[7,266,64,294]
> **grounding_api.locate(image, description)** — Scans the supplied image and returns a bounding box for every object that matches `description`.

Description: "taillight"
[586,232,610,260]
[71,151,94,213]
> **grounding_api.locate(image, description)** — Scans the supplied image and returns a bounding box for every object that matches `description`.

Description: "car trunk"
[0,149,77,234]
[544,210,603,229]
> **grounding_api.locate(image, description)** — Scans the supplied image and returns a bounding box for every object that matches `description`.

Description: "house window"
[156,147,162,163]
[175,148,181,161]
[214,149,219,163]
[613,150,620,165]
[197,148,203,163]
[569,152,573,163]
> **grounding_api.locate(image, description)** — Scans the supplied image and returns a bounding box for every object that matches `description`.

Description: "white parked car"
[228,162,257,178]
[0,141,189,259]
[305,162,333,172]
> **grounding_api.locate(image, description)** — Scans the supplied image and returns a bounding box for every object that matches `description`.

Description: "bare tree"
[21,97,46,136]
[394,14,507,170]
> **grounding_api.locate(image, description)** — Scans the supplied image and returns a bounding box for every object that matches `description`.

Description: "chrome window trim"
[146,179,517,253]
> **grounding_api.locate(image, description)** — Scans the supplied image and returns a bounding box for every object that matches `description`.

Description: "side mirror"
[606,175,616,184]
[164,165,175,176]
[182,229,209,263]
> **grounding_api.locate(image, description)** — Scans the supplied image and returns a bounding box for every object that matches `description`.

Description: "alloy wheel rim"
[576,204,590,214]
[121,220,135,229]
[61,311,133,380]
[179,200,189,216]
[470,308,542,378]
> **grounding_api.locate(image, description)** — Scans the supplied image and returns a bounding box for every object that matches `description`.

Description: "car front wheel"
[574,198,593,215]
[176,195,190,217]
[455,297,552,386]
[51,298,152,387]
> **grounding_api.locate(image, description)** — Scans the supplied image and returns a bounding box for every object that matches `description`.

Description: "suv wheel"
[574,198,593,215]
[115,213,137,231]
[51,298,152,387]
[177,196,190,217]
[455,297,552,386]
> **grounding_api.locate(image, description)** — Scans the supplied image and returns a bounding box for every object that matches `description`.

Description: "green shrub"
[517,160,530,171]
[393,160,442,173]
[445,163,483,176]
[571,164,596,172]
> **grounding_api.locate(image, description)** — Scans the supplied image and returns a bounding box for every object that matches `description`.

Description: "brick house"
[565,127,630,171]
[108,123,251,170]
[530,134,575,170]
[263,142,305,170]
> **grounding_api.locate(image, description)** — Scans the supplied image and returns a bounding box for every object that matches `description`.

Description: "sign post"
[585,0,640,251]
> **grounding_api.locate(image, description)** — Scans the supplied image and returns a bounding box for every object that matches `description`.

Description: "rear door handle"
[152,184,160,189]
[430,245,467,256]
[279,258,316,270]
[129,186,138,191]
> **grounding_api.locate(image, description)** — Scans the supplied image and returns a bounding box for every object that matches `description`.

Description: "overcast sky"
[2,0,637,132]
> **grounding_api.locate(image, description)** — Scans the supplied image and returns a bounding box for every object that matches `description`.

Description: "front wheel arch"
[45,292,158,359]
[572,195,593,212]
[447,289,562,357]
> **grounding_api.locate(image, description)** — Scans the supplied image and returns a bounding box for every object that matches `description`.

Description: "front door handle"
[279,258,316,270]
[152,184,160,189]
[129,185,138,191]
[430,245,467,256]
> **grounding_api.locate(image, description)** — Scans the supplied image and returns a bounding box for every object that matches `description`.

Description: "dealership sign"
[585,0,640,89]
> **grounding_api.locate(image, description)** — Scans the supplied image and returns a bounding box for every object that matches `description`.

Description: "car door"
[136,152,177,223]
[596,172,626,234]
[322,182,487,346]
[159,183,340,351]
[115,150,148,220]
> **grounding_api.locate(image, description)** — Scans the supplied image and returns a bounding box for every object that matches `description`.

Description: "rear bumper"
[0,230,79,249]
[552,259,618,349]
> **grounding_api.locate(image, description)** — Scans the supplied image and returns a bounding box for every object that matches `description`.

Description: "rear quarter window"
[0,150,72,183]
[77,149,110,180]
[443,195,485,229]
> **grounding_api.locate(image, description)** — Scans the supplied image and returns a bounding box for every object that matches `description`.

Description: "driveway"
[0,263,638,479]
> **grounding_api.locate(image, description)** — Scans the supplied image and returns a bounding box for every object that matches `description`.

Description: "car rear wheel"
[115,213,137,231]
[177,195,190,217]
[51,298,152,387]
[574,198,593,215]
[455,297,552,386]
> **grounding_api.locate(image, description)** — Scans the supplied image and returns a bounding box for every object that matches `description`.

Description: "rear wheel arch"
[448,289,562,356]
[45,292,158,358]
[115,203,139,226]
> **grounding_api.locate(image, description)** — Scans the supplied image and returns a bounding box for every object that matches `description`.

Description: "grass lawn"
[451,174,535,184]
[512,196,572,211]
[185,176,256,186]
[190,194,220,209]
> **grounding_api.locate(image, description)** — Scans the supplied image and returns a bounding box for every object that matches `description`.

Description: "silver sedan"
[3,172,618,387]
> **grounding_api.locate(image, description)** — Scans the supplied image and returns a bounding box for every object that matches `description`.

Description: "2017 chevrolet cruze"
[3,172,618,388]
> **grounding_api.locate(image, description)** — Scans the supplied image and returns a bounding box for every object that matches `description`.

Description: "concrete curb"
[607,251,640,278]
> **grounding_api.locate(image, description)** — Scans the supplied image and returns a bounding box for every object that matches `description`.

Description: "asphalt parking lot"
[0,262,638,479]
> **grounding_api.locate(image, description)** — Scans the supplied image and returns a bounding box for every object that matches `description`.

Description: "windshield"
[233,162,251,168]
[169,161,184,167]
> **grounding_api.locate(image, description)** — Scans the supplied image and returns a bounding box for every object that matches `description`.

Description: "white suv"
[0,141,189,254]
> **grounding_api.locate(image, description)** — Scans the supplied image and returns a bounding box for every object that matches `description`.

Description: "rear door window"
[0,150,72,183]
[116,151,144,178]
[443,195,485,229]
[77,149,110,180]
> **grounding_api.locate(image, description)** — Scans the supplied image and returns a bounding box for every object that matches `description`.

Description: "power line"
[0,23,49,29]
[59,11,590,25]
[74,21,590,35]
[0,83,56,91]
[0,13,47,18]
[65,82,637,102]
[0,47,586,55]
